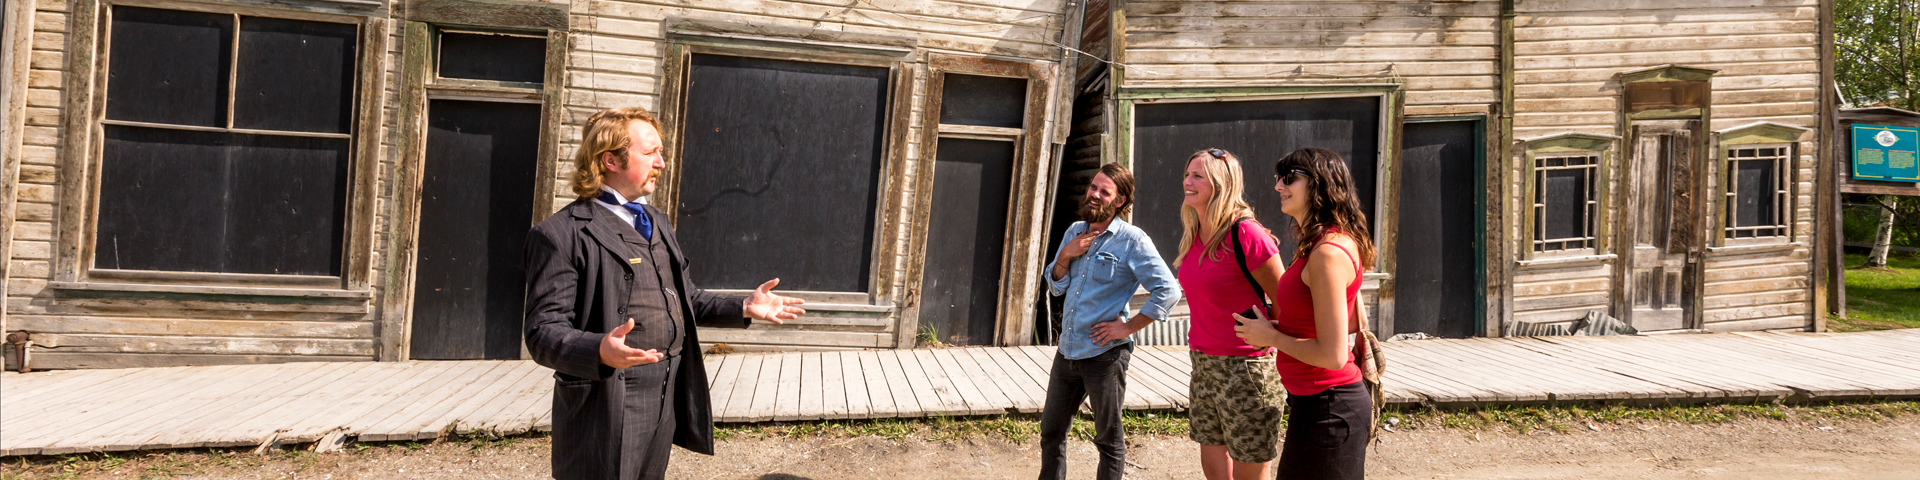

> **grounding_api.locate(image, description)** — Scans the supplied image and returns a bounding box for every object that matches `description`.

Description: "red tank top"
[1271,230,1364,395]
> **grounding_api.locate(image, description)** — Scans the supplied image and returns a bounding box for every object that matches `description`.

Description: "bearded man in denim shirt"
[1038,163,1181,480]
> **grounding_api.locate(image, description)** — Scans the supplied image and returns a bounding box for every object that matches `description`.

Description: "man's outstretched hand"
[745,278,806,324]
[600,318,664,368]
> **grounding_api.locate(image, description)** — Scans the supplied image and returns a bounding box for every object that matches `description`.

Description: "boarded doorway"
[409,100,542,360]
[1623,119,1703,332]
[1131,96,1381,267]
[921,139,1017,346]
[1396,119,1483,338]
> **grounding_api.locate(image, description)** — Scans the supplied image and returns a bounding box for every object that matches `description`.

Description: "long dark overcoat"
[522,199,747,479]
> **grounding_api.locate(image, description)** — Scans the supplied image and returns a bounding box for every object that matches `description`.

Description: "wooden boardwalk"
[4,329,1919,456]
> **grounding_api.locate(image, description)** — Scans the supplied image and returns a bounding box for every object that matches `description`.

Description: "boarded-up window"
[94,6,357,276]
[1725,145,1790,238]
[437,31,545,84]
[675,54,889,292]
[1533,154,1598,252]
[1131,96,1380,265]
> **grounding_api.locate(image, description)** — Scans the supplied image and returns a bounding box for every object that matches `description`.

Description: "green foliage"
[1838,0,1919,109]
[1835,253,1920,331]
[1842,194,1920,248]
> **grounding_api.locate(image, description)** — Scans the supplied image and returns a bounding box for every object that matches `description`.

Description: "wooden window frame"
[380,1,568,360]
[1112,85,1403,275]
[1712,122,1810,248]
[898,53,1055,347]
[1519,133,1619,260]
[653,33,917,308]
[55,0,388,292]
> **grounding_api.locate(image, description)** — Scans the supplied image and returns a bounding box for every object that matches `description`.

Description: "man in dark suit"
[524,106,806,480]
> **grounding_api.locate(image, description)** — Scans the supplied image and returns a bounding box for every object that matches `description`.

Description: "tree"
[1837,0,1918,110]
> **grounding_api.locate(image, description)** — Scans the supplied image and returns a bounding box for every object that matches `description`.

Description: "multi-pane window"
[1724,145,1790,239]
[95,7,357,276]
[1533,154,1600,252]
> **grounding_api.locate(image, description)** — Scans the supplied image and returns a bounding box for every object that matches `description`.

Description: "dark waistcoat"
[622,228,686,356]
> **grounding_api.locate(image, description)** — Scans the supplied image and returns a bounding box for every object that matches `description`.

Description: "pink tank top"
[1271,231,1364,395]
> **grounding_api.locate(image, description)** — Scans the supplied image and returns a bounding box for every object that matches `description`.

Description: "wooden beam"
[405,0,566,31]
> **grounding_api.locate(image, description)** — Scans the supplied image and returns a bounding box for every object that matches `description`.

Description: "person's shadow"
[756,475,815,480]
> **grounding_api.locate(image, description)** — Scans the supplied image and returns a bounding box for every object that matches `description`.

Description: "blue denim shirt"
[1046,219,1181,360]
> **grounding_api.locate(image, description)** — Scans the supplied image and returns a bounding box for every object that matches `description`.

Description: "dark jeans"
[1038,345,1131,480]
[1277,380,1370,480]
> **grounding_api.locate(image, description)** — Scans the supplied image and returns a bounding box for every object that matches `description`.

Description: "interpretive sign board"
[1852,123,1920,182]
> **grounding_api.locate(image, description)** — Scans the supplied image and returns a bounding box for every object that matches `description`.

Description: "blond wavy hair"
[571,107,665,199]
[1173,148,1259,270]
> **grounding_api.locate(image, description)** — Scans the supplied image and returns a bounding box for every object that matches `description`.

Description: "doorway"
[408,100,542,359]
[1396,119,1484,338]
[1623,119,1703,332]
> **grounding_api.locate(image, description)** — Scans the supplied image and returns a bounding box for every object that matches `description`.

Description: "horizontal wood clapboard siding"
[1505,0,1819,332]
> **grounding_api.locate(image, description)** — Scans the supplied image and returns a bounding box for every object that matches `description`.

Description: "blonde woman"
[1175,148,1287,480]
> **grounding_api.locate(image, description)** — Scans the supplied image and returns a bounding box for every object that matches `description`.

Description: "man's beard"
[1079,198,1118,223]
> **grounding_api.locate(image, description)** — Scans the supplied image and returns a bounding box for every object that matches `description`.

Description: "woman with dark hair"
[1234,147,1375,479]
[1174,148,1287,480]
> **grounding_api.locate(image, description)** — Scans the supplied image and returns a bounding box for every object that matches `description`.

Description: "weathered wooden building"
[1062,0,1838,339]
[0,0,1084,369]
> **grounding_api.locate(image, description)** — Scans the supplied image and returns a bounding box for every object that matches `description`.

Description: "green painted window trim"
[1712,122,1808,245]
[1520,133,1619,260]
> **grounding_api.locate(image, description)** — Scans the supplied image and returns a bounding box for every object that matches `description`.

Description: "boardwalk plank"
[931,348,1001,415]
[773,353,806,421]
[102,364,301,450]
[705,354,746,421]
[872,350,915,418]
[722,355,764,422]
[896,350,966,416]
[77,364,283,452]
[838,351,873,419]
[9,365,242,454]
[146,363,379,449]
[466,365,555,434]
[795,352,825,421]
[819,351,851,420]
[360,361,512,441]
[969,348,1043,413]
[746,353,783,422]
[402,362,546,441]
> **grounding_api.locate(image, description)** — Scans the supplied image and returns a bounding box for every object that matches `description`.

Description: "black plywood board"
[95,125,348,275]
[676,54,889,292]
[409,100,542,360]
[106,6,231,127]
[233,17,357,133]
[939,74,1026,128]
[437,32,545,84]
[1395,120,1479,339]
[920,138,1015,346]
[1131,96,1380,267]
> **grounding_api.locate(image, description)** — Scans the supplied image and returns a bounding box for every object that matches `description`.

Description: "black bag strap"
[1228,217,1270,313]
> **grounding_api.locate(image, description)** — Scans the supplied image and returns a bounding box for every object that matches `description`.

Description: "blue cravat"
[597,191,653,240]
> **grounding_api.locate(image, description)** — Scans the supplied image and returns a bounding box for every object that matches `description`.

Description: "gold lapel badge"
[628,257,644,265]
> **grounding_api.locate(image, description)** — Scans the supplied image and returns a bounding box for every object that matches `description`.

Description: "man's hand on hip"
[600,318,664,368]
[1089,312,1150,346]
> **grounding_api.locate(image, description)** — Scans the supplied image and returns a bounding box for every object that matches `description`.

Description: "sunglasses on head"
[1206,148,1228,160]
[1276,168,1311,186]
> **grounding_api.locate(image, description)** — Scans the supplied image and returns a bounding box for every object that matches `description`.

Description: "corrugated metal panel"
[1136,318,1190,346]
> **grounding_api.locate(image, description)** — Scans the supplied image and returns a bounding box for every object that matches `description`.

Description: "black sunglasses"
[1276,168,1311,186]
[1206,148,1228,159]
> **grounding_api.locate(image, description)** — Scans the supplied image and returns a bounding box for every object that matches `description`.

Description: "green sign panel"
[1853,124,1920,182]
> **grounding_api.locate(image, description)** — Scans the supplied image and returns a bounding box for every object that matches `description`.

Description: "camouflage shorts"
[1188,350,1287,463]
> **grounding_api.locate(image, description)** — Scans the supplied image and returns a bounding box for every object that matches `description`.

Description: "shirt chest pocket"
[1090,251,1123,284]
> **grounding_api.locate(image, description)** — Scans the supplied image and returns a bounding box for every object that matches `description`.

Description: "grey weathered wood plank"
[745,353,782,422]
[818,351,850,420]
[3,365,197,444]
[359,361,511,441]
[720,355,763,422]
[465,364,555,434]
[172,362,378,450]
[930,348,1002,415]
[705,354,747,421]
[836,351,872,419]
[97,364,293,451]
[9,365,242,454]
[1123,349,1189,409]
[148,362,383,449]
[795,352,825,421]
[772,353,806,421]
[392,362,537,441]
[968,348,1043,413]
[870,350,914,418]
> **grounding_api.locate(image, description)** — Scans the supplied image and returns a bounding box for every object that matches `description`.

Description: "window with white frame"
[93,5,359,276]
[1533,153,1600,252]
[1723,145,1790,239]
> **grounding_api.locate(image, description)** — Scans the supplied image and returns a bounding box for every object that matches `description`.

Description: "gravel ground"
[4,414,1917,479]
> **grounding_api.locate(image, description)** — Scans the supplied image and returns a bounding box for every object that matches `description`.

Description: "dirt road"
[6,415,1917,479]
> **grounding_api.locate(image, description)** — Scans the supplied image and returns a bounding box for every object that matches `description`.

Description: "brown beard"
[1079,198,1118,223]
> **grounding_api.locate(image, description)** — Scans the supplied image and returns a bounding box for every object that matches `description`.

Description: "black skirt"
[1277,380,1370,479]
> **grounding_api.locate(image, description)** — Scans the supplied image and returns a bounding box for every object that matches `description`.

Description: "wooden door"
[1396,120,1482,338]
[920,138,1016,346]
[1624,120,1701,332]
[409,100,542,360]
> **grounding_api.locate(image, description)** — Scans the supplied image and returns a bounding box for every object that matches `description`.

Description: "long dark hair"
[1274,147,1375,269]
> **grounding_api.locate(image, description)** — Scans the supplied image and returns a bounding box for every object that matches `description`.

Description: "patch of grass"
[1836,253,1920,331]
[915,325,950,349]
[1386,400,1920,434]
[714,411,1188,444]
